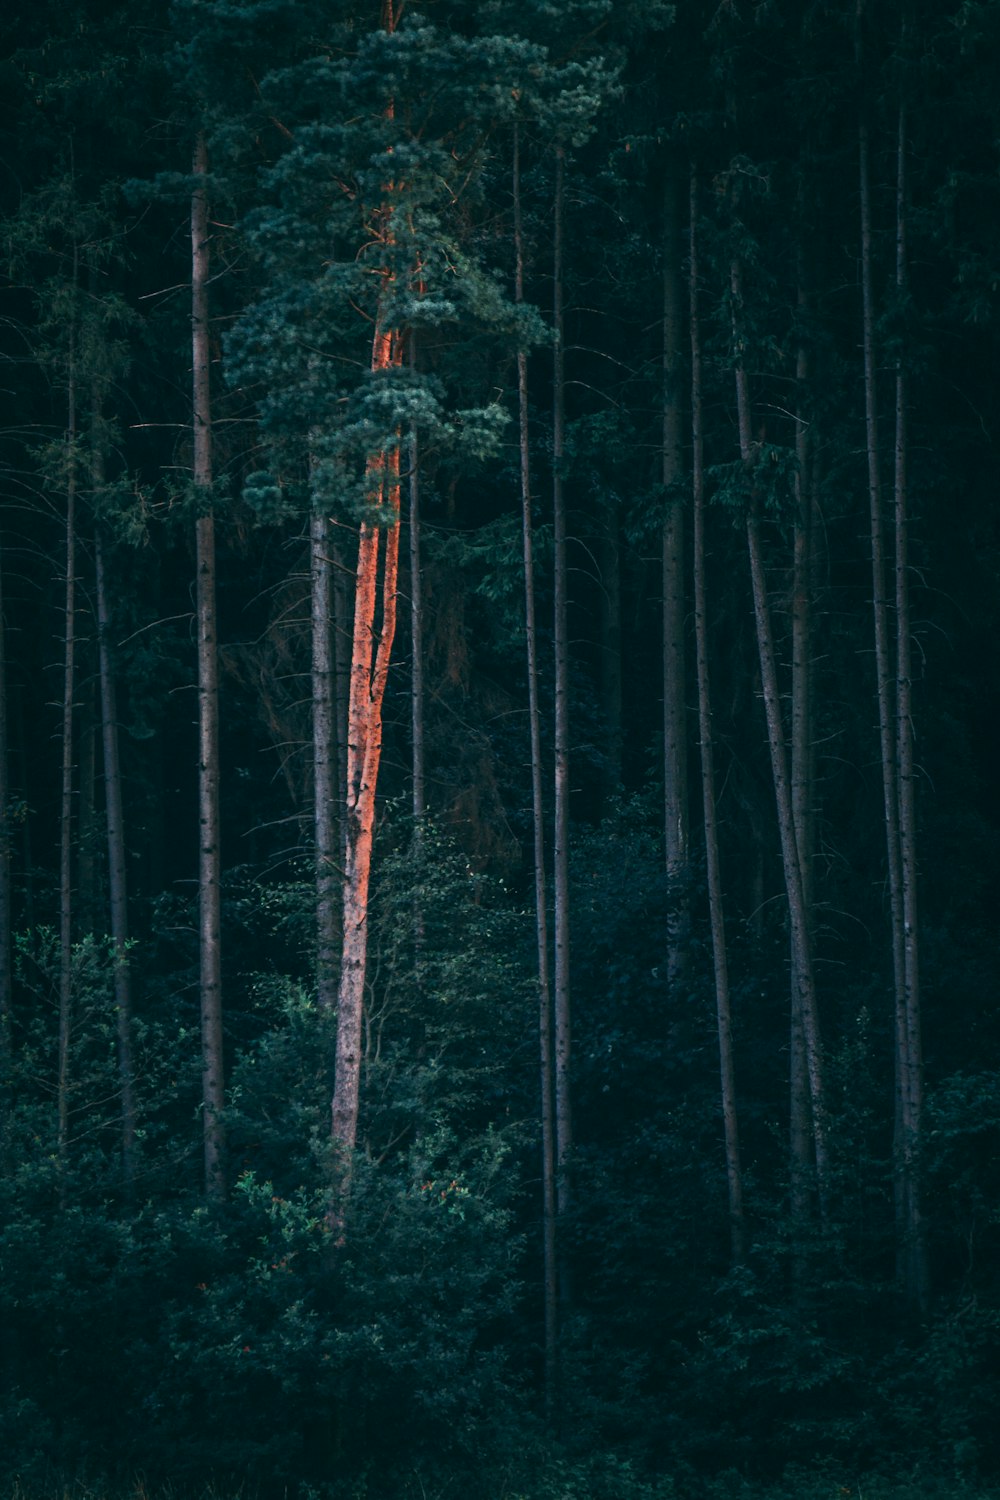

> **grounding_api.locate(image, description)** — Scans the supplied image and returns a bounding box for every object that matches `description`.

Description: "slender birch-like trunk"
[662,167,689,984]
[691,173,743,1264]
[893,102,928,1309]
[93,414,137,1192]
[552,148,573,1277]
[790,254,815,1251]
[859,115,913,1283]
[731,257,829,1214]
[515,121,558,1409]
[192,132,225,1203]
[58,266,78,1194]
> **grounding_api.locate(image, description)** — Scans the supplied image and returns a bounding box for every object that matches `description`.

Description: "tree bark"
[731,256,829,1215]
[552,148,573,1279]
[662,167,689,985]
[893,102,928,1309]
[790,253,815,1254]
[58,271,78,1195]
[192,131,225,1204]
[93,419,137,1193]
[331,325,403,1157]
[691,172,744,1264]
[515,120,558,1411]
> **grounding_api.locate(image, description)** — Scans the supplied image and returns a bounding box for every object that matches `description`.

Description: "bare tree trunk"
[893,103,928,1309]
[730,257,829,1216]
[192,132,225,1204]
[859,117,910,1275]
[313,507,338,1012]
[93,415,137,1193]
[515,121,558,1412]
[76,687,96,933]
[552,148,573,1286]
[790,256,815,1254]
[58,276,78,1196]
[662,167,689,985]
[331,330,403,1158]
[690,172,744,1264]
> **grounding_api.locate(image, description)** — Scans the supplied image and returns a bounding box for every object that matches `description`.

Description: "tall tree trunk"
[859,116,909,1276]
[893,102,928,1309]
[313,506,338,1012]
[690,172,744,1264]
[58,273,78,1196]
[331,326,403,1161]
[515,121,558,1411]
[662,167,689,985]
[552,148,573,1283]
[76,687,96,933]
[192,131,225,1203]
[93,412,137,1193]
[330,0,405,1171]
[790,254,815,1255]
[731,256,829,1216]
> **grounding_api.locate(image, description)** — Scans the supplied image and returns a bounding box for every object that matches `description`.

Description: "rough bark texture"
[192,132,225,1204]
[690,174,743,1264]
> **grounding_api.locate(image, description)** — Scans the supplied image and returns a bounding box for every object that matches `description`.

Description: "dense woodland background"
[1,0,1000,1496]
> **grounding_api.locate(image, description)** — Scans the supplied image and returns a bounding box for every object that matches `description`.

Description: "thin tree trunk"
[329,1,405,1176]
[552,148,573,1278]
[515,121,558,1411]
[331,323,403,1158]
[860,117,909,1271]
[731,257,829,1215]
[58,272,78,1195]
[76,688,96,933]
[93,412,137,1193]
[192,131,225,1204]
[893,102,928,1309]
[313,507,338,1012]
[662,167,689,984]
[690,173,744,1264]
[790,255,815,1254]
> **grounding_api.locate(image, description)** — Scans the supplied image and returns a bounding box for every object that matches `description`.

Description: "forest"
[1,0,999,1496]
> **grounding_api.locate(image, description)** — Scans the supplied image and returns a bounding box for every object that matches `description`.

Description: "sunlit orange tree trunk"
[330,0,404,1161]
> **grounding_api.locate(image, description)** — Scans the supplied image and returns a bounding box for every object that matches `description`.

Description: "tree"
[192,131,225,1202]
